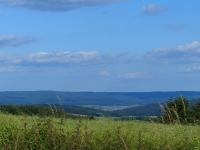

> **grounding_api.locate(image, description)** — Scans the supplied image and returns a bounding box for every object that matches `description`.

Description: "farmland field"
[82,104,142,111]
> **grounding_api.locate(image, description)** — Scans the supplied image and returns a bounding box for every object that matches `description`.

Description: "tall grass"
[0,113,200,149]
[159,96,200,124]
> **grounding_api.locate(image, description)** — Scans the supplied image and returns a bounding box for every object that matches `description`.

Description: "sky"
[0,0,200,92]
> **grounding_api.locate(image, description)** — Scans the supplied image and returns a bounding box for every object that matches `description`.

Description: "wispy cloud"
[134,41,200,63]
[0,66,15,72]
[166,24,185,31]
[102,7,126,15]
[0,0,126,11]
[22,51,126,66]
[99,71,110,76]
[141,4,169,15]
[0,35,37,47]
[0,66,23,73]
[122,72,151,79]
[0,11,6,16]
[186,65,200,72]
[0,51,127,72]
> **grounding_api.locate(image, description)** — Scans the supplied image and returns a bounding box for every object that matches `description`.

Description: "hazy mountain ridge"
[0,91,200,106]
[0,91,200,117]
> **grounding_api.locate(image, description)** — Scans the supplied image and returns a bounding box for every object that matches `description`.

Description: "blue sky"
[0,0,200,92]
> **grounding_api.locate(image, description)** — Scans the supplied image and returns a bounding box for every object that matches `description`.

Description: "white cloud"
[22,51,126,65]
[99,71,110,76]
[186,65,200,72]
[175,41,200,51]
[141,4,168,15]
[0,35,37,47]
[0,66,23,72]
[135,41,200,63]
[0,51,127,70]
[0,0,126,11]
[24,51,99,63]
[122,72,151,79]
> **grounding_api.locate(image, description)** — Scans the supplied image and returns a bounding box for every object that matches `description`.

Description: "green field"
[0,113,200,149]
[82,104,142,111]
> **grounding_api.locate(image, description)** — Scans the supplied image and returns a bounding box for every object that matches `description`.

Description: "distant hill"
[0,91,200,106]
[113,103,162,116]
[47,105,120,117]
[113,99,199,116]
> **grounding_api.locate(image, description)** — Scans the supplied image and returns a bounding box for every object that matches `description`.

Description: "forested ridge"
[1,91,200,106]
[0,96,199,119]
[113,99,199,116]
[113,103,162,116]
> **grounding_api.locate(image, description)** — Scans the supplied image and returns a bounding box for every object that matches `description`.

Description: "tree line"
[0,105,94,119]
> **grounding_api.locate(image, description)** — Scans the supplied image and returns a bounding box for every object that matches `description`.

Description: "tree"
[192,99,200,120]
[160,96,191,124]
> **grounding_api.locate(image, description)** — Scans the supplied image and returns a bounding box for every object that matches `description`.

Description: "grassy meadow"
[0,113,200,149]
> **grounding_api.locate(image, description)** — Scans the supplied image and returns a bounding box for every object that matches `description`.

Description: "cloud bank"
[0,0,125,11]
[135,41,200,63]
[0,35,37,47]
[141,4,168,15]
[1,41,200,73]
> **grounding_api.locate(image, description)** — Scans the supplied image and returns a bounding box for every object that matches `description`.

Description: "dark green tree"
[160,96,192,124]
[192,99,200,120]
